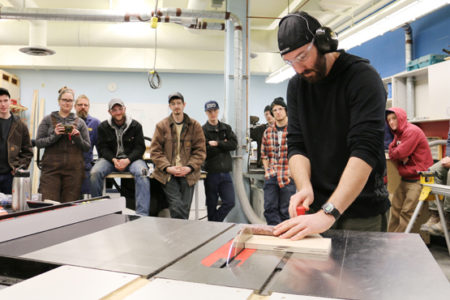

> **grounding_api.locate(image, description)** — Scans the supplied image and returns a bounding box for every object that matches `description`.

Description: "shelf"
[410,117,450,123]
[394,66,428,79]
[383,60,450,121]
[10,104,28,113]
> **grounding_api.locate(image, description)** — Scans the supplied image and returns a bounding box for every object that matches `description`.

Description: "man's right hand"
[112,158,122,171]
[288,186,314,218]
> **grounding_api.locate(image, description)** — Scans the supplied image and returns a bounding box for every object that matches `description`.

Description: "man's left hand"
[273,210,335,240]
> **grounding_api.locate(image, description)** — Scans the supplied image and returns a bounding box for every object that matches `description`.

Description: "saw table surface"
[1,216,449,299]
[157,227,450,300]
[22,217,233,276]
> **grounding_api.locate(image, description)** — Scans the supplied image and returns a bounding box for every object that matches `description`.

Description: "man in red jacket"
[386,107,433,232]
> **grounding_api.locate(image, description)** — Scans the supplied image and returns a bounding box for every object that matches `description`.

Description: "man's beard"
[77,110,88,119]
[300,53,327,83]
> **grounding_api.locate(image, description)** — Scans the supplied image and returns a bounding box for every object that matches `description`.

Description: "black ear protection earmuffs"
[281,13,338,54]
[314,26,338,54]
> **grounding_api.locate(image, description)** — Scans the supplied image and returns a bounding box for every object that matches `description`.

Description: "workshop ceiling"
[0,0,426,74]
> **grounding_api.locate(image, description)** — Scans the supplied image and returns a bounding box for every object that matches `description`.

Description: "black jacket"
[97,117,145,163]
[287,51,390,219]
[250,123,268,167]
[202,121,237,173]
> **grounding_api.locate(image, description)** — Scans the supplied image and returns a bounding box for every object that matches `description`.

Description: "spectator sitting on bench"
[90,99,150,216]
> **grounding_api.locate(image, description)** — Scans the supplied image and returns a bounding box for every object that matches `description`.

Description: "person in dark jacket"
[75,94,100,197]
[273,11,390,240]
[250,105,275,168]
[386,107,433,232]
[0,88,32,194]
[384,121,394,150]
[36,87,91,203]
[90,99,150,216]
[202,100,237,222]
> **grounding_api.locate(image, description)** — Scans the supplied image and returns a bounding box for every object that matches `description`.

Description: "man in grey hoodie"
[90,99,150,216]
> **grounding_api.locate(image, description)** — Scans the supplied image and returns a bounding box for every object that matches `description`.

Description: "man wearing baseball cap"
[150,92,206,219]
[202,100,237,222]
[274,11,390,239]
[90,98,150,216]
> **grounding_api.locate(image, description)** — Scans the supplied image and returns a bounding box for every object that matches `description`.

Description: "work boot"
[428,213,450,236]
[420,211,440,233]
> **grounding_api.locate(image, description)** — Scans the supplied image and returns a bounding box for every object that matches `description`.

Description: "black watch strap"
[322,202,341,220]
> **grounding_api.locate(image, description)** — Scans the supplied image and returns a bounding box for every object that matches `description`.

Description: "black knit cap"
[278,11,321,56]
[271,97,287,111]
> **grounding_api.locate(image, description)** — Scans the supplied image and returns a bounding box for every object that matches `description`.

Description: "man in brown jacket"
[150,92,206,219]
[0,87,33,194]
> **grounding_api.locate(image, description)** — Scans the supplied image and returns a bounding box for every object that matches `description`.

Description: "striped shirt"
[261,125,291,187]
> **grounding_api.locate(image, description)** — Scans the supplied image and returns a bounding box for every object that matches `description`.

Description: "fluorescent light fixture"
[265,64,296,84]
[339,0,450,50]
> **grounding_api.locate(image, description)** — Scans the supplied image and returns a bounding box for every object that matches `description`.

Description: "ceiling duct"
[7,0,55,56]
[19,20,55,56]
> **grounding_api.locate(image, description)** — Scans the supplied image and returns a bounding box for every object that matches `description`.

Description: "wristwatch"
[321,202,341,220]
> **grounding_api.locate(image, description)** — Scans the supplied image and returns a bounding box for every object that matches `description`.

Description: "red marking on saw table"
[201,239,256,267]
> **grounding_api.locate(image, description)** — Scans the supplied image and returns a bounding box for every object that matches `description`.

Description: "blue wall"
[349,4,450,78]
[7,68,288,127]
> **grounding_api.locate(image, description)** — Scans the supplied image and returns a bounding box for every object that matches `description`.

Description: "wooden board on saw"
[244,235,331,256]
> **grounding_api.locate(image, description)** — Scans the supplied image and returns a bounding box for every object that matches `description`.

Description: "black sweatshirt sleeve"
[287,77,308,160]
[346,64,386,169]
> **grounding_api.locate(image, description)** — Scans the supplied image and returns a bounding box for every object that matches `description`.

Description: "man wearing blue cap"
[202,100,237,222]
[274,11,390,239]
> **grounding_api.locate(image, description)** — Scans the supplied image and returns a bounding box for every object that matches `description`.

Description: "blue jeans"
[90,158,150,216]
[0,172,13,194]
[80,170,91,196]
[263,175,296,225]
[204,172,235,222]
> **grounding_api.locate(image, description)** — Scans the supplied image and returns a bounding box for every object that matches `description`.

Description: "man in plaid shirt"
[261,97,296,225]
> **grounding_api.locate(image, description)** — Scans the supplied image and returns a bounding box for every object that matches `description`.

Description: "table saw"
[0,196,449,299]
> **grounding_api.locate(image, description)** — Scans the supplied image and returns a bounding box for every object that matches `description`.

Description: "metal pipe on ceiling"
[403,23,415,119]
[0,5,264,224]
[156,6,264,224]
